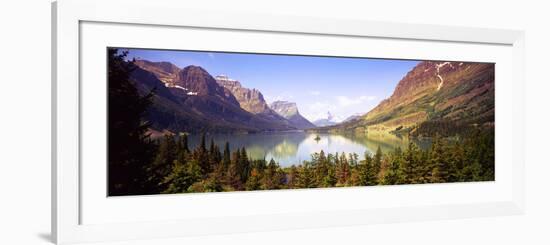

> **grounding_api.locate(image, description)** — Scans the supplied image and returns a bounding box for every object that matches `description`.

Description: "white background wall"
[1,0,548,244]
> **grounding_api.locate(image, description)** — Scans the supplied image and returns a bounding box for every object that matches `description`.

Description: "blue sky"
[125,48,419,122]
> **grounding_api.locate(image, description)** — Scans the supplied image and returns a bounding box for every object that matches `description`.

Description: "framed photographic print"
[52,0,525,244]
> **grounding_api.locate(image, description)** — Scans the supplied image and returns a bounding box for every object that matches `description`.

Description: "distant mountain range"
[311,61,495,137]
[131,60,315,133]
[341,113,363,123]
[312,111,341,127]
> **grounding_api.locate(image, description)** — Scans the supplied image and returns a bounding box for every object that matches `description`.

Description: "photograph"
[108,47,495,196]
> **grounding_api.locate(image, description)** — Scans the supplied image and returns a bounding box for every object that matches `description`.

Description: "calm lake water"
[186,131,431,167]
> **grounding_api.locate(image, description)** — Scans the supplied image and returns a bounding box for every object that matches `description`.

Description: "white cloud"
[303,111,329,122]
[302,102,332,121]
[335,95,376,107]
[208,53,215,59]
[308,101,329,111]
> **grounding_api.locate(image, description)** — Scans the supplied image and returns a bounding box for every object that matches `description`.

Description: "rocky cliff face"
[317,61,495,136]
[134,60,180,85]
[215,75,272,114]
[175,66,230,97]
[214,75,296,127]
[270,101,316,129]
[269,101,299,118]
[135,60,239,103]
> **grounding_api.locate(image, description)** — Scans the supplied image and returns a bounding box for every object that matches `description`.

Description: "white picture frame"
[52,0,525,244]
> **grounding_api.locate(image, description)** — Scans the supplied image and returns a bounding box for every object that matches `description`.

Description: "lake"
[185,131,431,167]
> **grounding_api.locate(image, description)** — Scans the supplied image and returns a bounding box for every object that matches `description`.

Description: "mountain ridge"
[131,60,295,133]
[312,61,495,137]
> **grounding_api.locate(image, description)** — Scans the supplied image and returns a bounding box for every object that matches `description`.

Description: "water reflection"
[186,131,430,167]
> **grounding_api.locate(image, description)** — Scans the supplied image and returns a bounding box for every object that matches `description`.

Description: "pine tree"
[336,153,351,186]
[203,164,224,192]
[382,158,402,185]
[107,48,155,196]
[296,162,314,188]
[239,147,251,183]
[254,159,267,174]
[180,134,189,153]
[361,152,377,186]
[175,145,187,170]
[194,133,209,175]
[214,144,222,165]
[418,150,431,183]
[321,165,337,187]
[209,139,215,155]
[449,142,465,182]
[287,165,299,188]
[349,165,362,186]
[150,135,178,191]
[314,151,329,186]
[468,130,494,181]
[207,138,221,170]
[357,155,367,186]
[466,160,483,182]
[263,159,281,189]
[245,168,262,190]
[402,142,420,184]
[382,148,404,185]
[162,159,196,194]
[373,146,383,184]
[349,153,359,167]
[232,148,241,167]
[222,142,231,170]
[429,135,449,183]
[226,148,242,190]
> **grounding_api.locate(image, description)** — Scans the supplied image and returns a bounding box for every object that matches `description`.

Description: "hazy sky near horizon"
[125,48,419,122]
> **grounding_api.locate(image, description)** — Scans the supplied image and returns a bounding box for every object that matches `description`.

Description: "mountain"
[269,101,316,129]
[312,111,340,127]
[131,60,294,133]
[214,75,292,127]
[315,61,495,137]
[342,113,363,123]
[134,60,180,85]
[215,75,270,114]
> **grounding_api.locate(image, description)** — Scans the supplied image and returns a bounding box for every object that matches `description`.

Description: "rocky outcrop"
[215,75,295,128]
[270,101,316,129]
[215,75,272,114]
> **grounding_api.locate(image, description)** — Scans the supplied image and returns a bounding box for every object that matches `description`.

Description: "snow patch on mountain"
[435,62,449,91]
